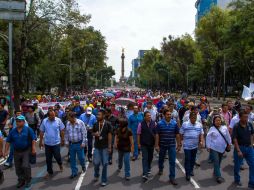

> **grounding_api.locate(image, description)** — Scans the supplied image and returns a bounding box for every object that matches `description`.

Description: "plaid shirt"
[65,119,87,145]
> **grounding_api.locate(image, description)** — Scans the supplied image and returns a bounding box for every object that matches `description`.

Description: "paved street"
[0,141,252,190]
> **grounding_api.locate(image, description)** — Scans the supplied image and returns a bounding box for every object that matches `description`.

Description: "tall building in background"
[195,0,233,23]
[130,50,148,86]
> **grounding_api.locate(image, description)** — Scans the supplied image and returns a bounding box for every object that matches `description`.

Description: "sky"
[79,0,197,81]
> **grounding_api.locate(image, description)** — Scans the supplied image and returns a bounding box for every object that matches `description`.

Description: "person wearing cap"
[4,110,28,168]
[4,115,36,188]
[39,110,65,179]
[80,107,97,162]
[180,112,204,181]
[65,112,87,179]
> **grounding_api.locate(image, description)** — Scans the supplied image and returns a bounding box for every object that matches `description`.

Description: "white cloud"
[79,0,197,80]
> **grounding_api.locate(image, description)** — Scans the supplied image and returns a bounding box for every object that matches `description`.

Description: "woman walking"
[206,115,231,183]
[115,118,134,181]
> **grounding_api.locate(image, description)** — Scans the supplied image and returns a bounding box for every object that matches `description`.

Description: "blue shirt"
[6,126,36,150]
[128,112,144,134]
[156,119,179,147]
[40,117,65,146]
[92,108,99,117]
[180,121,204,150]
[125,110,134,119]
[156,101,165,111]
[80,113,97,129]
[199,110,209,121]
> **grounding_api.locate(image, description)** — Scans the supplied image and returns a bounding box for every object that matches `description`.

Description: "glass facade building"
[195,0,233,23]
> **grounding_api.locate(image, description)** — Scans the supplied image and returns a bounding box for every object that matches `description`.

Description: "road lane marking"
[24,147,66,190]
[176,159,200,189]
[75,161,90,190]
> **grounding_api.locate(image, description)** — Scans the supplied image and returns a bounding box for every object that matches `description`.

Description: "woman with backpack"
[206,115,231,184]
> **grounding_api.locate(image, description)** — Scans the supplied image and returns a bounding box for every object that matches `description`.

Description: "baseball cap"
[16,115,26,121]
[86,107,92,114]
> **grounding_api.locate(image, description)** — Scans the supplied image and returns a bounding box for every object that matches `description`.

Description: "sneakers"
[125,176,130,181]
[101,182,107,187]
[190,171,194,176]
[142,175,149,181]
[108,160,112,165]
[69,174,78,179]
[44,173,53,180]
[16,180,25,188]
[186,175,191,181]
[234,181,242,187]
[93,177,99,182]
[59,165,63,172]
[25,181,31,188]
[3,162,12,168]
[82,167,86,173]
[158,170,163,176]
[170,179,178,186]
[216,177,224,184]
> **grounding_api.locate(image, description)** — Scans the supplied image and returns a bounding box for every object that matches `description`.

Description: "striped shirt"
[65,119,87,145]
[156,119,179,147]
[180,121,204,150]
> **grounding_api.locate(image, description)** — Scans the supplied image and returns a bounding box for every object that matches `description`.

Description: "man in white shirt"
[144,101,158,122]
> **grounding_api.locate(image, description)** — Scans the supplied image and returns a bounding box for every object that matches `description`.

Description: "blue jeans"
[158,146,176,180]
[70,142,85,176]
[93,148,109,183]
[210,149,223,177]
[132,133,138,158]
[184,148,197,177]
[118,151,130,177]
[45,144,62,174]
[6,144,14,165]
[234,146,254,187]
[141,146,154,176]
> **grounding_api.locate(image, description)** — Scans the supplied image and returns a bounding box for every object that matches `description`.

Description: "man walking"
[4,115,36,188]
[39,110,65,179]
[92,109,112,186]
[65,112,87,179]
[80,107,97,162]
[137,111,157,181]
[155,109,181,185]
[232,110,254,188]
[128,105,144,161]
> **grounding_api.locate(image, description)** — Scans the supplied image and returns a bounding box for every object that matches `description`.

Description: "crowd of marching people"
[0,91,254,189]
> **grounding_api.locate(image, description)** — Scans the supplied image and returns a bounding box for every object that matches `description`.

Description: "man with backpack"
[4,110,28,168]
[4,115,36,188]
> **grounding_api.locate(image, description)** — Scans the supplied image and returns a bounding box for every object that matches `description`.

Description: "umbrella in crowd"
[115,98,136,106]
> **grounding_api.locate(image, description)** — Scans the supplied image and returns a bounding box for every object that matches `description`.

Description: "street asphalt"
[0,142,252,190]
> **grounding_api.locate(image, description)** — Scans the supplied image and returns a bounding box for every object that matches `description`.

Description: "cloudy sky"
[79,0,197,80]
